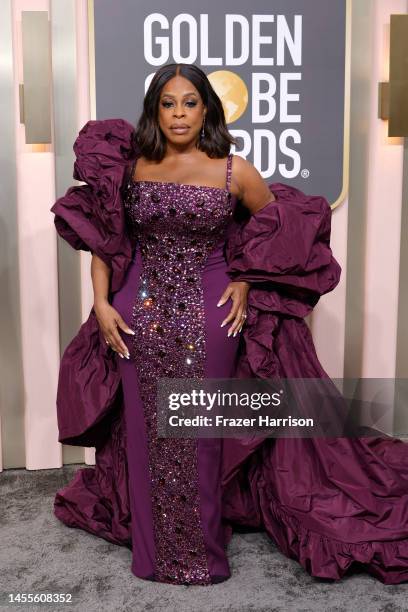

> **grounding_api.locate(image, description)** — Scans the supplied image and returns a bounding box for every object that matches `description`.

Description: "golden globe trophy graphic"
[208,70,248,122]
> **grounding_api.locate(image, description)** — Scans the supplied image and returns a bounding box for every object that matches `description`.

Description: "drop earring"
[200,115,206,140]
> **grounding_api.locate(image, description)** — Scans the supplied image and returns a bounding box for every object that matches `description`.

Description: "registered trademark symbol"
[301,168,310,178]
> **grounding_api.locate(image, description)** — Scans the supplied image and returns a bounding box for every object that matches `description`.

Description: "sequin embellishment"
[122,155,233,585]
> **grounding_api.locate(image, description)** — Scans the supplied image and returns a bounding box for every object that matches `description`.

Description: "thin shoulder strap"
[121,157,137,191]
[225,153,233,191]
[130,156,138,181]
[127,157,138,183]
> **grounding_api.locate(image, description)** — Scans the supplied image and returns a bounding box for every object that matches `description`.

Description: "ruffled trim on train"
[54,406,131,547]
[261,490,408,585]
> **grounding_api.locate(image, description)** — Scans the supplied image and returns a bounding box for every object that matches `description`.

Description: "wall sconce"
[19,11,51,145]
[378,14,408,137]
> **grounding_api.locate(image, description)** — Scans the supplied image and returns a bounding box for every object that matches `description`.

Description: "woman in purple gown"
[51,63,408,586]
[111,152,244,584]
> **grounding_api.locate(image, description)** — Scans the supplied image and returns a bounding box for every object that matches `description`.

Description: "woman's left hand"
[217,281,250,337]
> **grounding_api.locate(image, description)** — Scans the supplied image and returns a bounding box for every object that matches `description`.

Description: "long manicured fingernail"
[127,330,135,335]
[220,321,226,327]
[217,301,222,307]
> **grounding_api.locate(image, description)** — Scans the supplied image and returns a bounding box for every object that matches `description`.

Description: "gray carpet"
[1,465,407,612]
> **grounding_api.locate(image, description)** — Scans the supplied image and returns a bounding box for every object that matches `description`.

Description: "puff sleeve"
[225,182,342,319]
[50,118,137,293]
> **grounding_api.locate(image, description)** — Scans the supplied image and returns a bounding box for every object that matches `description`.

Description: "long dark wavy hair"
[132,63,237,161]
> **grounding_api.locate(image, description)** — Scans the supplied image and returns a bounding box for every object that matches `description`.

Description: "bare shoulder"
[231,154,255,176]
[230,154,275,214]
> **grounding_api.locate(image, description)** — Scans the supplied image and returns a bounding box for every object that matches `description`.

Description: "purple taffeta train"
[50,118,408,585]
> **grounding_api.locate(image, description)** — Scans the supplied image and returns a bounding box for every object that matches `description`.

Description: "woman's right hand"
[94,299,135,359]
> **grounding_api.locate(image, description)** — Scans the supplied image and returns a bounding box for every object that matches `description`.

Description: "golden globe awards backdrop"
[89,0,350,207]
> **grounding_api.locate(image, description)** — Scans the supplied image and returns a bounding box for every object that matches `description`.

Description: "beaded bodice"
[122,154,234,262]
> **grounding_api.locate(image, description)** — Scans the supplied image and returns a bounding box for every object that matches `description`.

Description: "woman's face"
[157,75,206,147]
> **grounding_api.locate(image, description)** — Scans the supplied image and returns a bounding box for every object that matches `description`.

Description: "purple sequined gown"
[111,154,239,584]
